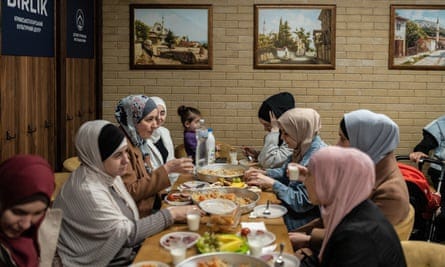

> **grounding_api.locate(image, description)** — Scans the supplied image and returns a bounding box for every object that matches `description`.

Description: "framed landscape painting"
[130,4,212,69]
[254,4,336,70]
[389,5,445,70]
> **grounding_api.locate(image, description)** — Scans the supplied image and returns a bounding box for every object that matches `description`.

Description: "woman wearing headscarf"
[53,120,199,266]
[0,155,58,267]
[115,95,194,217]
[147,96,179,187]
[300,146,406,267]
[291,109,412,256]
[338,109,410,227]
[245,108,327,230]
[242,92,295,168]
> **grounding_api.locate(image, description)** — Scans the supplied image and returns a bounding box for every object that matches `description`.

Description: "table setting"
[132,166,300,267]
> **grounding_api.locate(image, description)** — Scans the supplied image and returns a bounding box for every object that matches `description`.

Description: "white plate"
[199,199,237,215]
[253,204,287,218]
[130,261,169,267]
[160,232,200,250]
[261,252,300,267]
[178,181,210,191]
[164,192,192,206]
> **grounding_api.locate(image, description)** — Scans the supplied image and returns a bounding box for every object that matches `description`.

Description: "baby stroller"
[396,156,443,242]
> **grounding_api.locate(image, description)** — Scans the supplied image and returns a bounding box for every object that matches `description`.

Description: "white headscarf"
[344,109,399,163]
[54,120,140,266]
[150,96,167,144]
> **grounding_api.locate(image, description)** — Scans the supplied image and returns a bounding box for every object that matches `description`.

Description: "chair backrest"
[63,156,81,172]
[401,240,445,267]
[52,172,70,201]
[393,204,415,241]
[174,144,188,158]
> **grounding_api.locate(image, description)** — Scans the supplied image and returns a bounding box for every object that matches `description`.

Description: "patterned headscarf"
[277,108,321,163]
[343,109,399,163]
[115,95,157,158]
[308,146,375,260]
[0,155,55,267]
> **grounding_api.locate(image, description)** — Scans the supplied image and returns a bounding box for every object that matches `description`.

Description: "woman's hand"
[245,172,275,190]
[164,157,194,174]
[269,111,279,132]
[167,205,203,222]
[244,167,266,179]
[289,232,311,249]
[241,146,259,160]
[409,151,429,162]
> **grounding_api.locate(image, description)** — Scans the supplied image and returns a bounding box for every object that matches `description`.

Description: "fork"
[263,200,271,216]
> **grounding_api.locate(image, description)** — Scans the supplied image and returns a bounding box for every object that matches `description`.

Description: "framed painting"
[254,4,336,70]
[389,5,445,70]
[130,4,212,69]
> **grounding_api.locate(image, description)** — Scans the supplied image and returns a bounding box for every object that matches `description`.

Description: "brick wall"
[102,0,445,155]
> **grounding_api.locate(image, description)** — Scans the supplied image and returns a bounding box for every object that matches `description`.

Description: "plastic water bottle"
[195,119,208,169]
[207,128,216,164]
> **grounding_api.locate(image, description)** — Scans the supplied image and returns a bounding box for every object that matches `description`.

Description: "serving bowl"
[187,187,259,214]
[196,163,246,183]
[176,252,269,267]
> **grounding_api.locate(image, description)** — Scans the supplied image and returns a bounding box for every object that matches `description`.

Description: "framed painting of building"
[254,4,336,70]
[130,4,212,69]
[389,5,445,70]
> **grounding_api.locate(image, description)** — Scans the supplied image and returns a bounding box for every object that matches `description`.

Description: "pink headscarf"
[307,146,375,260]
[0,155,55,267]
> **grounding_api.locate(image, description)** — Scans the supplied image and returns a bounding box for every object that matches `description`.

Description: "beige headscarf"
[277,108,321,163]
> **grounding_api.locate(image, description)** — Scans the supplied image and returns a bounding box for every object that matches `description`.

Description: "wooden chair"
[174,144,188,158]
[52,172,70,201]
[63,156,81,172]
[401,240,445,267]
[393,204,415,241]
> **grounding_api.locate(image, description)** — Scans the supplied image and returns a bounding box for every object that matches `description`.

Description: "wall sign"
[1,0,55,57]
[66,0,94,58]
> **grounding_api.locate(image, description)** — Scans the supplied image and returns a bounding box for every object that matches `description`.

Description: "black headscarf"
[258,92,295,122]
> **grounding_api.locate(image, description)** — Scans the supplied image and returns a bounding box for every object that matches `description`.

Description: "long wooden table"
[133,174,294,265]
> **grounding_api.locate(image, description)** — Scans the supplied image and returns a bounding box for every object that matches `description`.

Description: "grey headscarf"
[115,95,157,159]
[343,109,399,163]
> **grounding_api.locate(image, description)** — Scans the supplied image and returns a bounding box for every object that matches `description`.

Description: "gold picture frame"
[254,4,336,70]
[130,4,212,69]
[389,5,445,70]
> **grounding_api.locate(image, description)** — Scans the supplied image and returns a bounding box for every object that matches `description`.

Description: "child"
[177,105,202,161]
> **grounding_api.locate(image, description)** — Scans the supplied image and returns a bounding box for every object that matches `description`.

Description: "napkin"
[241,221,267,231]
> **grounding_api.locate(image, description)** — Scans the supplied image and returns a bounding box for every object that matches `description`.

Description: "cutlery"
[274,242,284,267]
[247,155,254,162]
[263,200,271,216]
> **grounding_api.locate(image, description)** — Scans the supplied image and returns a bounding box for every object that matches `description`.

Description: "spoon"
[247,155,254,162]
[263,200,271,216]
[274,242,284,267]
